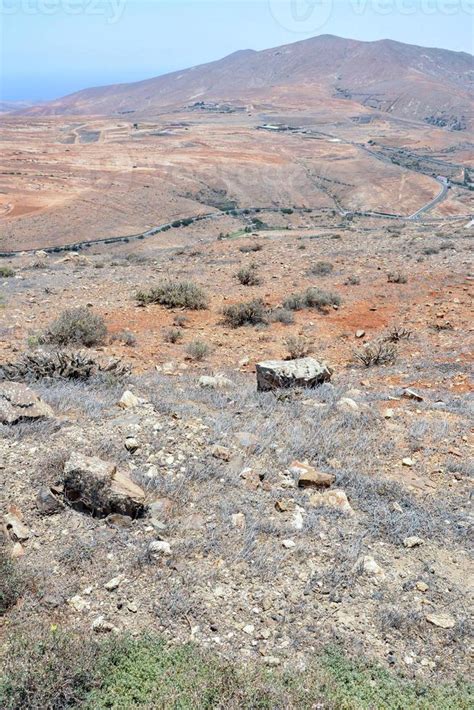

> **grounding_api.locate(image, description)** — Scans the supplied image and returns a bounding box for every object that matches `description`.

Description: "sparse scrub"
[173,314,188,327]
[236,263,261,286]
[284,288,341,312]
[44,307,107,347]
[0,551,25,615]
[0,265,15,278]
[186,340,211,361]
[309,261,333,276]
[383,326,411,343]
[0,350,128,382]
[136,281,208,309]
[110,330,136,346]
[354,340,397,367]
[387,271,408,284]
[284,335,313,359]
[271,308,295,325]
[344,274,360,285]
[239,243,263,253]
[164,327,183,344]
[423,246,439,255]
[222,299,267,327]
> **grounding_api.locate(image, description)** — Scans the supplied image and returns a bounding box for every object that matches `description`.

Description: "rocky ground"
[0,214,473,697]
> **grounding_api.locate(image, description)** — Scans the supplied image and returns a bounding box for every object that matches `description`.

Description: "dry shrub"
[45,307,107,347]
[284,335,313,359]
[186,340,211,361]
[354,340,397,367]
[136,281,208,310]
[222,299,267,328]
[236,263,261,286]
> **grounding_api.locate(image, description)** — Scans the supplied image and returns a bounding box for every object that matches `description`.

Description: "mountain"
[21,35,474,124]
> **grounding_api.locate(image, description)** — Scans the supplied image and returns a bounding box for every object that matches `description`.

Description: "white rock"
[403,536,424,548]
[425,613,455,629]
[358,555,385,580]
[148,540,172,556]
[282,539,296,549]
[118,390,139,409]
[104,576,122,591]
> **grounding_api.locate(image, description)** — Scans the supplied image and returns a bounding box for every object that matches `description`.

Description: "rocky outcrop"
[63,452,146,519]
[256,357,332,391]
[0,382,54,424]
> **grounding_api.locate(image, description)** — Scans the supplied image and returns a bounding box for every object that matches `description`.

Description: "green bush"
[186,340,211,361]
[236,264,261,286]
[1,631,471,710]
[284,288,341,312]
[45,307,107,347]
[0,265,15,278]
[136,281,208,310]
[164,327,183,344]
[222,299,267,328]
[309,261,333,276]
[0,551,24,616]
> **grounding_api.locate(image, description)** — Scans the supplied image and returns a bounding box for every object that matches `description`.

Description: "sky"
[1,0,473,101]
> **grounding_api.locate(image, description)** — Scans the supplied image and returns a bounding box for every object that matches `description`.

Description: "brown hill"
[25,35,473,124]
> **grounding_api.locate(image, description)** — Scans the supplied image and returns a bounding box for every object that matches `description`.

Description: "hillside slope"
[25,35,473,124]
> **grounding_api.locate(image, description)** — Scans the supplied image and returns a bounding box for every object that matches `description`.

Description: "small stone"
[127,601,138,613]
[416,581,429,592]
[402,389,423,402]
[402,458,414,467]
[125,436,139,453]
[355,329,365,338]
[243,624,255,635]
[36,487,64,515]
[92,616,116,633]
[106,513,133,528]
[390,502,403,513]
[275,498,295,512]
[118,390,139,409]
[231,512,246,529]
[211,444,232,461]
[290,461,335,489]
[263,655,281,666]
[358,555,385,580]
[383,408,394,419]
[426,613,455,629]
[11,542,24,558]
[309,489,354,516]
[4,512,30,542]
[198,375,234,390]
[403,536,424,548]
[148,540,172,556]
[337,397,359,413]
[69,595,90,612]
[104,576,122,591]
[282,539,296,549]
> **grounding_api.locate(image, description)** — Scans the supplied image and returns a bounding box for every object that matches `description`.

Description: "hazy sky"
[1,0,473,101]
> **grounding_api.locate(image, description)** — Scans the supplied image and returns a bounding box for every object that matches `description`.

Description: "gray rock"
[0,382,54,425]
[63,452,146,519]
[256,357,332,391]
[36,487,64,515]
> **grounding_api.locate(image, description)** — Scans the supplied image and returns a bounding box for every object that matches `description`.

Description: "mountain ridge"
[20,34,474,125]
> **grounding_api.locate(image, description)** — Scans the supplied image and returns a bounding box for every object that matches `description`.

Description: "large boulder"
[0,382,54,424]
[256,357,332,392]
[63,452,146,519]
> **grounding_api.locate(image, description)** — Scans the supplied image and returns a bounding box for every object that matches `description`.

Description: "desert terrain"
[0,33,473,710]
